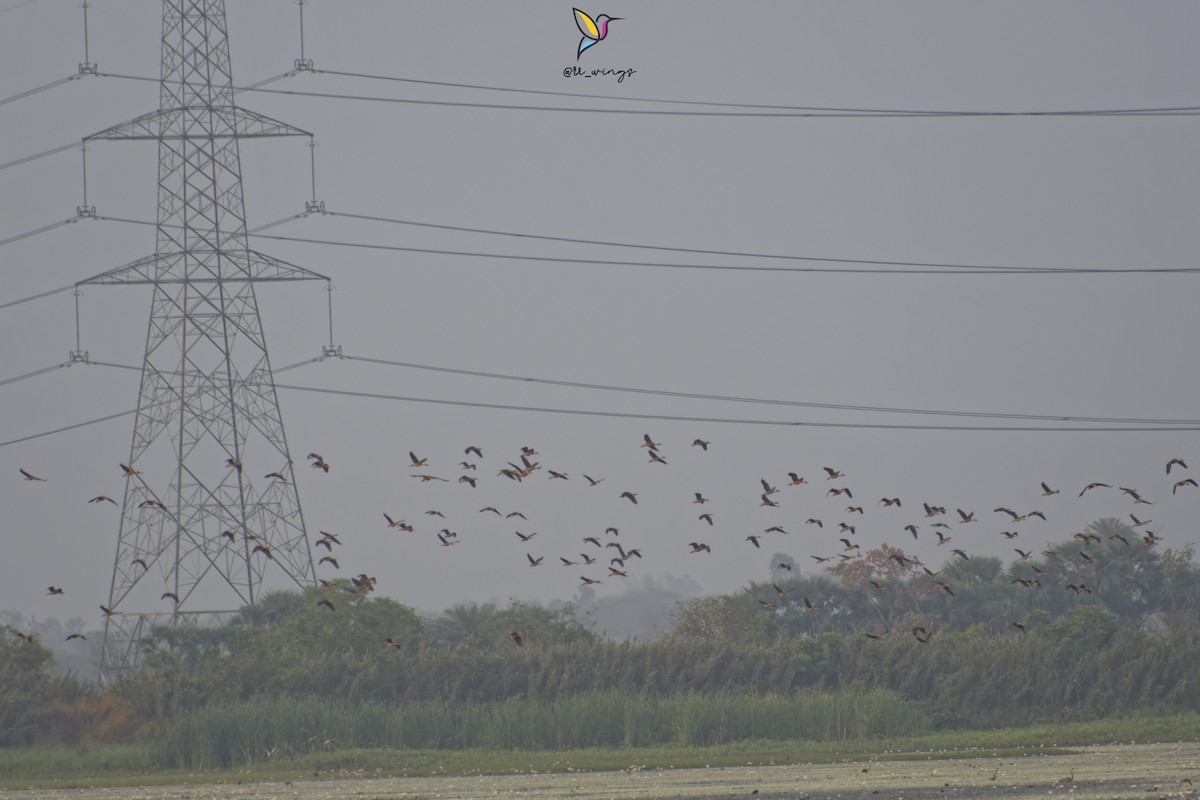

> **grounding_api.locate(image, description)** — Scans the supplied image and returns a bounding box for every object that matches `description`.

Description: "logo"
[573,8,621,60]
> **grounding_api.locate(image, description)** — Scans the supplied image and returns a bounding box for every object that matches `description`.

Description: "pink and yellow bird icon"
[574,8,621,60]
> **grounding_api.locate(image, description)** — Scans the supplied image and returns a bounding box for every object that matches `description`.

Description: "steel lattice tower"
[81,0,326,683]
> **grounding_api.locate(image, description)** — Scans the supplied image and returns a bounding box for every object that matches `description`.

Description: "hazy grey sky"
[3,1,1200,626]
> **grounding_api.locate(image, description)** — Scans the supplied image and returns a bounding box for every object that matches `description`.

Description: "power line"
[0,361,76,389]
[0,408,135,449]
[273,382,1200,433]
[95,67,1200,119]
[0,284,75,312]
[238,84,1200,118]
[0,0,44,15]
[0,141,77,172]
[314,67,1200,118]
[251,231,1200,276]
[0,217,85,248]
[0,74,83,109]
[317,209,1200,274]
[338,353,1200,426]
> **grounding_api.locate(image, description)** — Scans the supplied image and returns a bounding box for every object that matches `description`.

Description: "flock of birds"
[7,436,1196,649]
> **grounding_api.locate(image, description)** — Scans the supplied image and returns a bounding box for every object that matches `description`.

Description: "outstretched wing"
[574,8,600,39]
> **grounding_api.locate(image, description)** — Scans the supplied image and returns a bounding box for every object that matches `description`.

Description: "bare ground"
[3,742,1198,800]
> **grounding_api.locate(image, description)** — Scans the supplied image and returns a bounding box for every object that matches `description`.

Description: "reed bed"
[150,688,924,769]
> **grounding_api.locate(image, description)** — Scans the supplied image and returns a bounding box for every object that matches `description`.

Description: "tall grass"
[151,688,925,769]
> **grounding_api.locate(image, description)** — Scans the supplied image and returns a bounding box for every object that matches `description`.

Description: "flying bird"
[515,530,537,542]
[1174,478,1198,494]
[526,553,544,567]
[1040,481,1060,496]
[688,542,711,554]
[1079,482,1110,496]
[409,451,427,467]
[89,496,118,504]
[827,487,852,499]
[745,535,761,548]
[47,586,64,595]
[640,433,661,449]
[760,494,779,507]
[1166,457,1188,474]
[691,439,709,450]
[620,491,638,504]
[19,468,46,481]
[698,513,714,525]
[693,492,708,504]
[956,509,975,523]
[787,473,807,485]
[465,446,483,457]
[823,467,844,480]
[584,475,605,486]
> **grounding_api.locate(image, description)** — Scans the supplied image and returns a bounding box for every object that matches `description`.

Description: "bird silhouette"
[574,8,622,59]
[19,468,46,481]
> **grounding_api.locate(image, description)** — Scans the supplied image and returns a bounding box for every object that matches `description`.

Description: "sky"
[2,1,1200,636]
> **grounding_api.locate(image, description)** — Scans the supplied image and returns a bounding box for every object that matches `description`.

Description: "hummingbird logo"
[574,8,621,60]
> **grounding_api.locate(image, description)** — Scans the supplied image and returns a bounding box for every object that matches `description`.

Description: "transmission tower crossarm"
[78,251,330,286]
[84,106,312,141]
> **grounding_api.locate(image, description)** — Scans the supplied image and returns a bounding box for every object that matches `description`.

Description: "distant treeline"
[1,519,1197,754]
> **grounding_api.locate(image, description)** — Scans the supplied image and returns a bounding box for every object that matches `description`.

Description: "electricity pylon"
[81,0,325,683]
